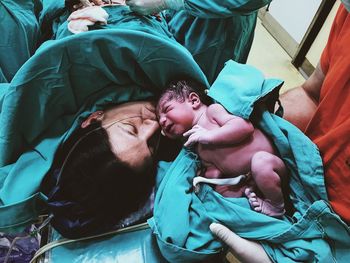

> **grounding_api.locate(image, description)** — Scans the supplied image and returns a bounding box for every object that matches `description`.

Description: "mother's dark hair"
[44,121,155,238]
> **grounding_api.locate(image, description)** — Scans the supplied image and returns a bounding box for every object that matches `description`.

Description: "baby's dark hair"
[159,79,212,106]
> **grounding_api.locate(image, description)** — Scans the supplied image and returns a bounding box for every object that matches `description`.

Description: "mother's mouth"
[148,127,161,156]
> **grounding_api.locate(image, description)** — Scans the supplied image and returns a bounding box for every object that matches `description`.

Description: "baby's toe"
[244,187,255,197]
[254,206,262,212]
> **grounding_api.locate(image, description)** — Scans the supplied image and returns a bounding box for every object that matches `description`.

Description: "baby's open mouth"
[164,124,173,134]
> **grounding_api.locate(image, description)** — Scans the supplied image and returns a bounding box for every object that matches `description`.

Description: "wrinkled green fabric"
[38,1,268,85]
[37,0,66,42]
[53,5,174,41]
[0,6,208,231]
[47,226,167,263]
[0,0,42,83]
[166,0,271,84]
[149,60,350,262]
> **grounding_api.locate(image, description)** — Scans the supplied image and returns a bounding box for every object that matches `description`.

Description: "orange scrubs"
[305,5,350,224]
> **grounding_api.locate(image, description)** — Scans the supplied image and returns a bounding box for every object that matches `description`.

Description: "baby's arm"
[184,104,254,146]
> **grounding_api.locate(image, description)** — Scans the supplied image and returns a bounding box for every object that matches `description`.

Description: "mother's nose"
[140,119,160,140]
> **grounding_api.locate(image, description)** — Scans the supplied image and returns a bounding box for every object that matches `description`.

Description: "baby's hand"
[183,125,211,147]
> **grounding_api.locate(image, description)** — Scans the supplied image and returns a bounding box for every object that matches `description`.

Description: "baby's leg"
[246,151,287,217]
[204,166,221,178]
[203,166,248,197]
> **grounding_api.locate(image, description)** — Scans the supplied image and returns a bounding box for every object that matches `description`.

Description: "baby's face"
[157,98,194,139]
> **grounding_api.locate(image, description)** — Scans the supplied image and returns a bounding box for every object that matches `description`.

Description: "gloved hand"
[67,6,109,34]
[210,223,273,263]
[126,0,184,15]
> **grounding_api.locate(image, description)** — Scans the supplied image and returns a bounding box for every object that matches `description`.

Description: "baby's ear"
[188,92,201,109]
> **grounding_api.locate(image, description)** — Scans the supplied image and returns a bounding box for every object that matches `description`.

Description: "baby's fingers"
[184,139,193,148]
[183,129,195,138]
[184,135,198,147]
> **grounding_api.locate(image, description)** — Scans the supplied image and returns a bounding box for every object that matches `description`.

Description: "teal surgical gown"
[166,0,271,84]
[0,0,270,84]
[0,0,42,83]
[36,0,271,85]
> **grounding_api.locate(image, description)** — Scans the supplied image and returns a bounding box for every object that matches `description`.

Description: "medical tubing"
[29,222,150,263]
[55,115,143,184]
[4,236,22,263]
[4,214,53,263]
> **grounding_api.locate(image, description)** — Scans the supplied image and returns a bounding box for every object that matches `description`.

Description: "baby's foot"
[244,188,285,217]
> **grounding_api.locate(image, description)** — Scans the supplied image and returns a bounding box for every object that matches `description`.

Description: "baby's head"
[156,80,211,139]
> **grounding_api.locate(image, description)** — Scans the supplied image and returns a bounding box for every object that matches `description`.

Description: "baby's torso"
[196,116,276,177]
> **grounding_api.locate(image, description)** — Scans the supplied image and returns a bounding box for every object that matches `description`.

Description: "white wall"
[269,0,322,43]
[306,1,340,66]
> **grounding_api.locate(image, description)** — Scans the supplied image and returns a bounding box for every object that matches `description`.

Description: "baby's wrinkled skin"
[157,90,288,217]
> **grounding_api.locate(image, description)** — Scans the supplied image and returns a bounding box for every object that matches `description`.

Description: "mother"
[0,1,208,238]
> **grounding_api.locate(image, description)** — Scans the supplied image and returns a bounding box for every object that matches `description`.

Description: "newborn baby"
[157,80,288,217]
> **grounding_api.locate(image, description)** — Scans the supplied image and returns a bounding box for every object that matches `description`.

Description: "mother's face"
[83,101,160,172]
